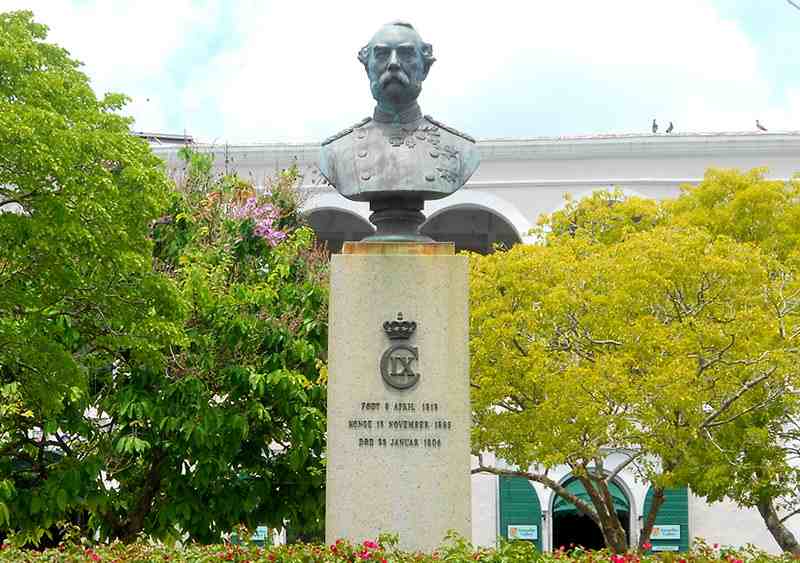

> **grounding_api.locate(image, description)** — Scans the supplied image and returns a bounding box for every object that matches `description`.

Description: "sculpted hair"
[357,21,436,74]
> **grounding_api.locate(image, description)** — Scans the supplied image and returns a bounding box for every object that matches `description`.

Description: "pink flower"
[642,542,652,550]
[230,197,285,246]
[357,549,370,559]
[363,540,379,550]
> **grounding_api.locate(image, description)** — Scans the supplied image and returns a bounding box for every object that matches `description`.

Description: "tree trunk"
[577,474,628,553]
[119,448,166,542]
[639,485,665,551]
[757,497,800,555]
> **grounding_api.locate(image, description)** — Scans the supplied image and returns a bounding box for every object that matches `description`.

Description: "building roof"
[133,131,194,145]
[149,130,800,164]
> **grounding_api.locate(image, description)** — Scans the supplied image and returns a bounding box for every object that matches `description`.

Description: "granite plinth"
[326,242,470,551]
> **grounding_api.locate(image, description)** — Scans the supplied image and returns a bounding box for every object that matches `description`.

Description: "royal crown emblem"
[380,312,420,390]
[383,312,417,340]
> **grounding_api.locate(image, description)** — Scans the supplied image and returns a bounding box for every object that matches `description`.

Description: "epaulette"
[321,117,372,146]
[424,115,476,143]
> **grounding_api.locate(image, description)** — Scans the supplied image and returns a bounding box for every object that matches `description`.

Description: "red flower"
[642,542,652,550]
[363,540,379,550]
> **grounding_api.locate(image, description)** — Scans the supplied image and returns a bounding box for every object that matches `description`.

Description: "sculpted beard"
[371,69,421,106]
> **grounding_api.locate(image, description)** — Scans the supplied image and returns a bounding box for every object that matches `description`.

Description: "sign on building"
[651,525,681,540]
[508,525,538,541]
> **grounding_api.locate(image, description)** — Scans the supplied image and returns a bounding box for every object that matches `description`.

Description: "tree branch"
[701,367,776,428]
[512,337,529,357]
[472,464,600,524]
[605,451,642,484]
[704,387,784,428]
[690,334,735,374]
[780,507,800,524]
[640,485,666,549]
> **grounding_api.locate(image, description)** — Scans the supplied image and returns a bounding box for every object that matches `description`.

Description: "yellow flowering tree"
[470,171,800,553]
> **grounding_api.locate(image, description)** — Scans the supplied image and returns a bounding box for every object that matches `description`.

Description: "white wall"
[689,494,792,555]
[153,131,800,246]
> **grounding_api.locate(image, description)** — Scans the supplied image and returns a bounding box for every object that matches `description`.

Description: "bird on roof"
[652,119,658,134]
[666,122,674,134]
[756,119,768,132]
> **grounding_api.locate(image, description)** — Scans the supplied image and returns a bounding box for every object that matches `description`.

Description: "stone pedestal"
[325,242,471,551]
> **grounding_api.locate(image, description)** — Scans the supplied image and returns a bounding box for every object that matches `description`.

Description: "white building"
[151,130,800,554]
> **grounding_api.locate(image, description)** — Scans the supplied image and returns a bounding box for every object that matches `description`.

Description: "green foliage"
[125,151,329,544]
[0,9,180,546]
[470,168,800,552]
[0,11,328,546]
[662,170,800,554]
[667,169,800,261]
[0,535,789,562]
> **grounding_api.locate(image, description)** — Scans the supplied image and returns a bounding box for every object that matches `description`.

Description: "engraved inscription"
[349,401,451,450]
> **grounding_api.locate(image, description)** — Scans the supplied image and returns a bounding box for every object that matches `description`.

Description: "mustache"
[379,70,410,88]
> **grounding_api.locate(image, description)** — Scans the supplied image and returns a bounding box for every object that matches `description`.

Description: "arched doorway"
[552,478,630,551]
[305,208,374,254]
[420,206,521,254]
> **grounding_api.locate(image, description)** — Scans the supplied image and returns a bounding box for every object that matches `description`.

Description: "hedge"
[0,534,791,562]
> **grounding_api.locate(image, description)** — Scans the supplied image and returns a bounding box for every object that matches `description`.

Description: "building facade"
[152,130,800,553]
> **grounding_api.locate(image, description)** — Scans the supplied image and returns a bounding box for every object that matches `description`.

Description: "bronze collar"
[373,103,423,124]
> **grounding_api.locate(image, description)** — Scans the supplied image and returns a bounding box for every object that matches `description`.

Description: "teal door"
[498,476,542,550]
[643,487,689,552]
[552,478,631,550]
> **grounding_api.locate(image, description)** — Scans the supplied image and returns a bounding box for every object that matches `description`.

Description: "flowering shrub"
[0,535,790,563]
[230,196,287,246]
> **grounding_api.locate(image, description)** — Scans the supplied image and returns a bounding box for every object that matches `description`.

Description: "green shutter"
[643,487,689,552]
[498,476,542,550]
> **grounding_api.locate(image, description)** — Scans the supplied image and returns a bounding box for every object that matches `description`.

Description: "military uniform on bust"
[320,105,479,203]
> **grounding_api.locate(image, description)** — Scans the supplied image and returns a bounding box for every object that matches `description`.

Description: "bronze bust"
[319,22,480,241]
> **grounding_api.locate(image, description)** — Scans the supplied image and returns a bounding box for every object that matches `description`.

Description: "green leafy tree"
[665,170,800,555]
[128,151,328,544]
[470,174,798,553]
[0,9,181,544]
[0,11,328,545]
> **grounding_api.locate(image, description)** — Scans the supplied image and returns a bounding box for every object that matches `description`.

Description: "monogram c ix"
[380,312,420,390]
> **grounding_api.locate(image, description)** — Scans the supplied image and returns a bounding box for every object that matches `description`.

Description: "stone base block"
[325,242,471,551]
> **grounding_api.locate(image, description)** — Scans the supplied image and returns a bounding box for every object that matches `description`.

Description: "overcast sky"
[4,0,800,143]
